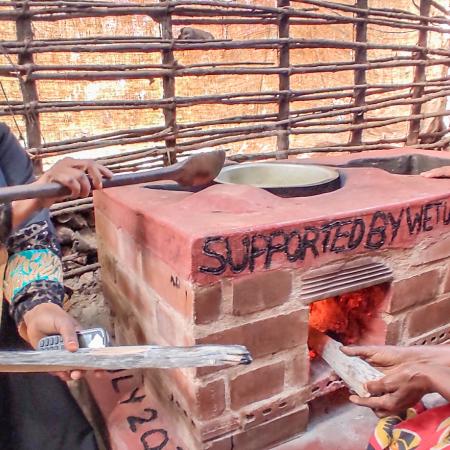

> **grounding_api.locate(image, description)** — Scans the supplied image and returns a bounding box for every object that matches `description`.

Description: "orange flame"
[309,285,386,346]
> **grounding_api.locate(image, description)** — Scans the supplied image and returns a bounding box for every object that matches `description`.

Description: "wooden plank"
[0,344,252,372]
[309,328,383,397]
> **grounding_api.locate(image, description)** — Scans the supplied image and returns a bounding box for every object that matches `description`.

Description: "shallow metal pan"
[215,163,341,197]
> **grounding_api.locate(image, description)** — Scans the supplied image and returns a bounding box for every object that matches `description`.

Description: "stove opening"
[309,285,388,346]
[307,283,390,401]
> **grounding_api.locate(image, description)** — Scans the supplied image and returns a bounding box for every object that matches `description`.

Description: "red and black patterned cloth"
[368,403,450,450]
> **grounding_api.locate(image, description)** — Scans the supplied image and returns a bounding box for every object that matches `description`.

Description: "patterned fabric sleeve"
[4,220,64,325]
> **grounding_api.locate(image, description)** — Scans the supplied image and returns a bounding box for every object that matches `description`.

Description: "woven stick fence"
[0,0,449,220]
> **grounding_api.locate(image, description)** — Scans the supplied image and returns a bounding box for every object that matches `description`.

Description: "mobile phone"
[38,328,110,351]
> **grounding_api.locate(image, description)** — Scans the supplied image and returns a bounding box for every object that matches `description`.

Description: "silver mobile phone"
[38,327,110,351]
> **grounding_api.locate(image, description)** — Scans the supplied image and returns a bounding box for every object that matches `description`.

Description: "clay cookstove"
[94,148,450,450]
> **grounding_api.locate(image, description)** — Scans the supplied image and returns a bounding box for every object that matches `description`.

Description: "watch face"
[78,329,109,348]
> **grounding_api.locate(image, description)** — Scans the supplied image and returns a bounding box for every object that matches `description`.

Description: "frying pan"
[214,162,341,197]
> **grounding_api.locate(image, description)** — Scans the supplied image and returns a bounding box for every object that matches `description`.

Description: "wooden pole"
[350,0,367,145]
[160,3,178,165]
[276,0,290,160]
[15,1,43,174]
[407,0,431,145]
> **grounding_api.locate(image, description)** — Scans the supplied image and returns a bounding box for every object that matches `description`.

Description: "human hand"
[421,166,450,178]
[348,363,432,417]
[341,345,432,370]
[19,302,84,381]
[35,158,113,208]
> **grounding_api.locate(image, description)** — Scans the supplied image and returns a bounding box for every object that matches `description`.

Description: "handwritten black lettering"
[423,203,435,232]
[265,231,288,268]
[140,429,169,450]
[111,375,134,394]
[228,236,250,273]
[406,206,423,234]
[286,230,302,262]
[387,209,404,243]
[300,226,320,259]
[320,222,337,253]
[249,234,269,272]
[120,387,146,405]
[199,237,227,275]
[198,199,450,276]
[444,201,450,225]
[365,211,387,250]
[330,220,352,253]
[170,275,180,288]
[435,201,443,225]
[348,218,365,249]
[127,408,157,433]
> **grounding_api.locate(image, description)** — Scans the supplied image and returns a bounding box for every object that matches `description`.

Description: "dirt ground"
[64,269,113,336]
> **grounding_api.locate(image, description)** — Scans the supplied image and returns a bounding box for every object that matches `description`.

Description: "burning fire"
[309,285,386,345]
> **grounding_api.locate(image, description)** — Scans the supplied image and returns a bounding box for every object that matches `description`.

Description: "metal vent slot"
[300,261,392,304]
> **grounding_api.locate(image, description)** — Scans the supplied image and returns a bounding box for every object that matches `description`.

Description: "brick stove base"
[94,148,450,449]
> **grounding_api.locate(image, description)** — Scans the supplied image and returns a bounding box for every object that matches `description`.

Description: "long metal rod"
[0,160,185,202]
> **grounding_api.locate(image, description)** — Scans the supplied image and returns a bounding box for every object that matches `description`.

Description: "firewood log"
[0,344,252,372]
[309,328,383,397]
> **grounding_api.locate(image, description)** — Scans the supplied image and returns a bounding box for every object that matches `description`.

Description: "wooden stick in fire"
[309,328,383,398]
[0,344,252,373]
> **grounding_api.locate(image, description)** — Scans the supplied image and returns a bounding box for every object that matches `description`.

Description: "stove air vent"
[300,259,393,304]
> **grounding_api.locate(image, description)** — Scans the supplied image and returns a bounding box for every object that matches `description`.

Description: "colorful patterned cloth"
[368,403,450,450]
[3,221,64,325]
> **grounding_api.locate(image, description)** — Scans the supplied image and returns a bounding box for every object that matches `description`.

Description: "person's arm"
[342,344,450,369]
[3,158,113,239]
[4,220,69,341]
[0,123,112,241]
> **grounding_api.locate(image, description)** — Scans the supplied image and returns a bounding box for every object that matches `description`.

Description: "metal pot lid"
[215,162,340,189]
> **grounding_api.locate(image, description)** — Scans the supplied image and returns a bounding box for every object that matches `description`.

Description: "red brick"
[198,414,240,442]
[442,267,450,293]
[230,362,285,410]
[195,379,227,420]
[195,284,222,325]
[196,310,308,361]
[96,209,142,274]
[141,246,194,319]
[406,324,450,346]
[232,406,309,450]
[384,317,405,345]
[205,437,233,450]
[418,235,450,265]
[97,252,117,288]
[388,269,441,313]
[95,209,121,256]
[232,270,292,316]
[240,388,310,431]
[155,302,194,346]
[285,346,310,387]
[406,295,450,338]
